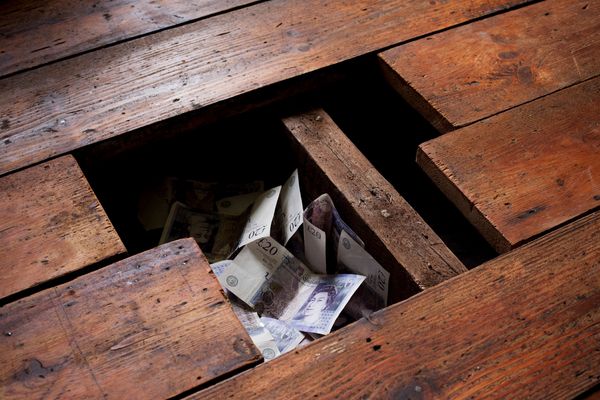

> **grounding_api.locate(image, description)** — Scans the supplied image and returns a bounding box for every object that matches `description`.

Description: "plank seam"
[0,0,269,81]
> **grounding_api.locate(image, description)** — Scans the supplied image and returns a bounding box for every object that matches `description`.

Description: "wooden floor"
[1,1,599,399]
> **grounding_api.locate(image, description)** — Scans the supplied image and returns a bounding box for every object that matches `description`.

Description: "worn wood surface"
[193,210,600,400]
[0,0,259,78]
[0,238,261,399]
[379,0,600,132]
[0,0,530,176]
[0,155,125,300]
[284,109,466,299]
[417,77,600,253]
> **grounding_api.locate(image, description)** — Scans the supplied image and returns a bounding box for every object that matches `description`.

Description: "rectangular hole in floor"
[75,55,495,359]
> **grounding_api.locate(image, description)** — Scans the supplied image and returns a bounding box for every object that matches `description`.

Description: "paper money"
[303,194,364,273]
[338,230,389,305]
[211,192,261,260]
[168,178,264,213]
[160,171,301,263]
[238,186,282,248]
[337,230,389,318]
[159,202,220,259]
[167,178,216,212]
[260,317,305,354]
[219,238,365,335]
[271,169,303,245]
[210,215,244,261]
[216,191,262,216]
[231,299,281,361]
[210,260,280,361]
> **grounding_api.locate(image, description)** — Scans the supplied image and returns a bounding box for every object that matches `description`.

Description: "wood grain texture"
[379,0,600,132]
[0,238,261,399]
[0,0,530,176]
[0,155,125,299]
[192,210,600,400]
[0,0,259,77]
[283,109,466,299]
[417,77,600,253]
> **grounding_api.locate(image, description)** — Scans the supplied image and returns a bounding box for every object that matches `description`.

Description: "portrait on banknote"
[293,284,337,325]
[290,278,362,334]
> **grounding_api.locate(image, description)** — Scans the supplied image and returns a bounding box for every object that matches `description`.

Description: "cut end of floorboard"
[416,76,600,253]
[379,0,600,131]
[0,155,126,299]
[0,238,261,400]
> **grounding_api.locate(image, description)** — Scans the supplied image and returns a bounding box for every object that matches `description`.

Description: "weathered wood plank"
[379,0,600,132]
[192,210,600,400]
[0,0,259,77]
[0,238,261,399]
[0,0,530,176]
[0,155,126,300]
[283,109,466,299]
[417,77,600,253]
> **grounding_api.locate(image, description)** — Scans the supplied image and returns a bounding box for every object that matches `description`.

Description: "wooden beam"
[417,77,600,252]
[283,109,466,298]
[0,155,126,300]
[0,0,530,176]
[0,0,259,77]
[192,210,600,399]
[0,239,261,399]
[379,0,600,131]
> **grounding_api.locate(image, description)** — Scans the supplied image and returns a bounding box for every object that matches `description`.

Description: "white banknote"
[272,169,304,245]
[211,191,262,260]
[210,260,281,361]
[219,238,365,335]
[229,297,281,361]
[238,186,282,248]
[260,317,305,355]
[337,230,390,318]
[303,193,364,274]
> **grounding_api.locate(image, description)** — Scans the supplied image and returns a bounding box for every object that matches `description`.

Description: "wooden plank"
[0,0,530,176]
[0,238,261,399]
[0,155,126,300]
[0,0,259,77]
[283,109,466,299]
[417,77,600,253]
[379,0,600,132]
[192,209,600,400]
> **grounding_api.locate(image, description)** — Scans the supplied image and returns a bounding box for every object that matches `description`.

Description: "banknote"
[260,317,305,355]
[160,171,301,262]
[303,193,364,274]
[216,191,262,216]
[271,169,303,245]
[143,177,262,242]
[337,230,389,319]
[159,201,220,260]
[229,297,281,361]
[211,191,261,260]
[219,238,365,335]
[168,178,264,213]
[210,260,281,361]
[167,178,216,213]
[238,186,282,248]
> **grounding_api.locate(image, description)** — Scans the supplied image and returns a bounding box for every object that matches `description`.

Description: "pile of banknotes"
[138,170,390,361]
